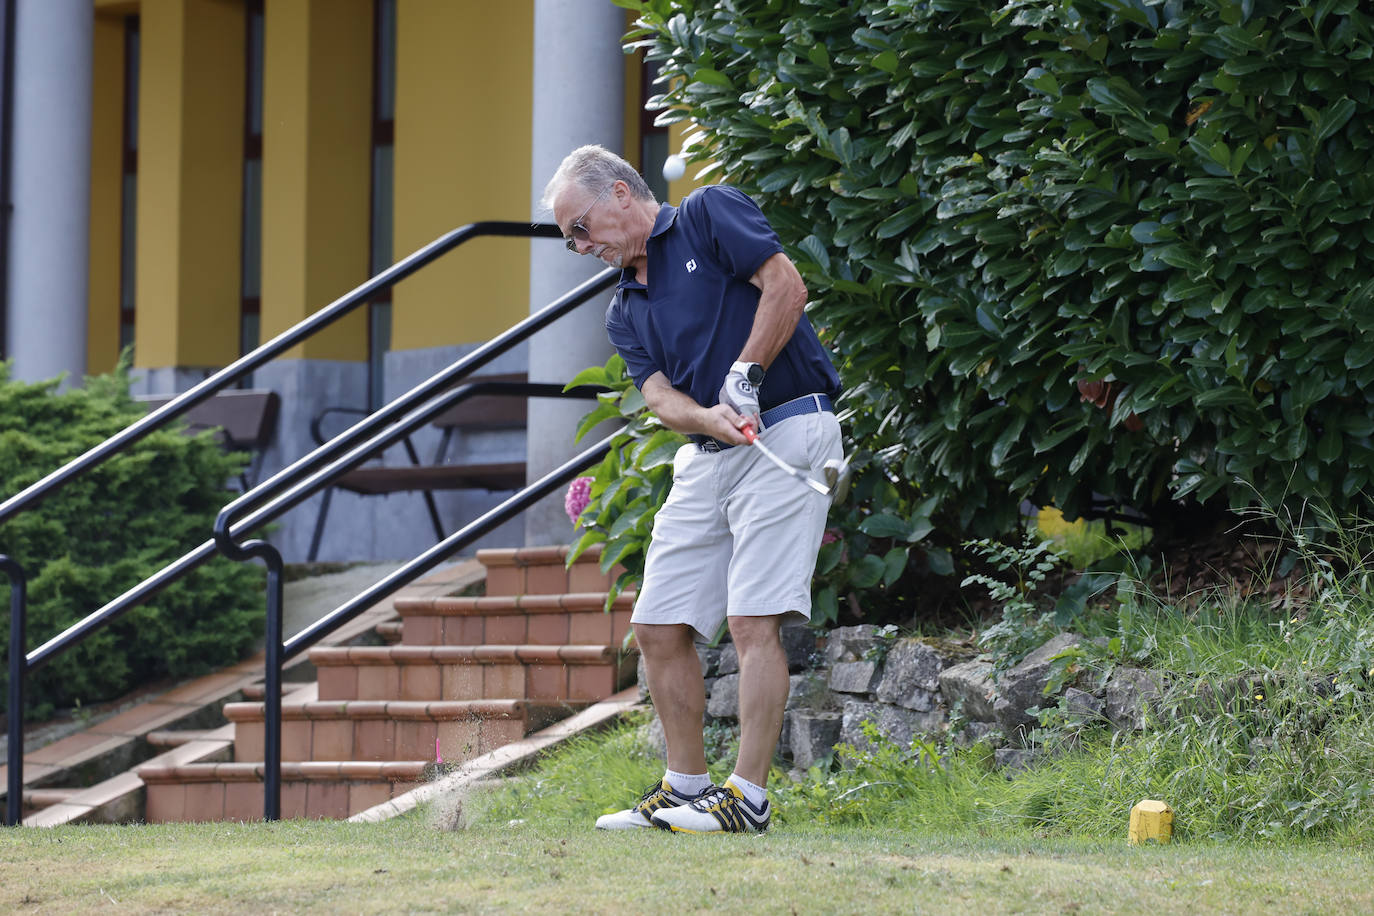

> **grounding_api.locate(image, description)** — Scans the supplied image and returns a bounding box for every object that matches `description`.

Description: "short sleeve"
[694,185,784,281]
[605,297,660,389]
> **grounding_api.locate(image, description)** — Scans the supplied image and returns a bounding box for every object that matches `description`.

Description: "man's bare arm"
[643,371,752,446]
[738,252,808,368]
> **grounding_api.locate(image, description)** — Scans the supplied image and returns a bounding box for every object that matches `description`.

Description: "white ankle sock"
[664,769,712,796]
[726,773,767,808]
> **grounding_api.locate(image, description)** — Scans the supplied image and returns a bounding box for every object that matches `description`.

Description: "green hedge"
[608,0,1374,619]
[0,364,263,720]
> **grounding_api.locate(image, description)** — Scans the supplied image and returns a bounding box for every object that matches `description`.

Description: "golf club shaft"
[741,422,830,495]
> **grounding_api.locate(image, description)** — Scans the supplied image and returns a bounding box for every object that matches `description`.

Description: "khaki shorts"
[632,409,843,639]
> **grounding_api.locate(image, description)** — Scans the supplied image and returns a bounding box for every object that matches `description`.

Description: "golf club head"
[822,456,852,505]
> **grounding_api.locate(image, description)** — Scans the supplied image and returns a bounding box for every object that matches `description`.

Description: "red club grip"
[741,421,758,444]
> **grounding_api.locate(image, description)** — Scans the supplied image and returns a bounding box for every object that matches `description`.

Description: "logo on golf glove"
[719,361,764,427]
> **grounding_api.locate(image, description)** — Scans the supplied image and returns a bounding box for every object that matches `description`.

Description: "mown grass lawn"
[2,815,1371,914]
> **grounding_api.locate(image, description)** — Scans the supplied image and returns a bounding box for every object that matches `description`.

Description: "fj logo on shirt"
[685,259,697,273]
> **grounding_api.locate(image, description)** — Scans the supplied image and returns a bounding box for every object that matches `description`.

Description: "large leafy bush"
[595,0,1374,620]
[0,364,263,720]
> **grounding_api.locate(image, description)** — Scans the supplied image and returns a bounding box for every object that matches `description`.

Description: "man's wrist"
[730,360,765,387]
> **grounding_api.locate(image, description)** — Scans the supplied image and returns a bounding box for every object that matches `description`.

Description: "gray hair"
[540,145,655,213]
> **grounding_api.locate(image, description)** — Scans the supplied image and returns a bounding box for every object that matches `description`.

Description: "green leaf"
[850,553,887,588]
[692,68,732,88]
[873,50,899,74]
[881,546,910,586]
[926,548,954,576]
[858,513,911,539]
[875,206,925,239]
[573,401,622,443]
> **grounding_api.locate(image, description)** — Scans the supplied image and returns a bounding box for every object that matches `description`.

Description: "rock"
[697,645,723,678]
[1063,686,1104,720]
[1104,667,1163,730]
[706,673,740,719]
[781,624,822,671]
[876,640,945,710]
[642,715,667,761]
[717,642,739,676]
[938,659,997,721]
[949,720,1002,749]
[839,700,945,752]
[993,632,1087,735]
[823,625,881,664]
[787,710,842,769]
[993,747,1042,773]
[829,660,883,695]
[786,671,834,711]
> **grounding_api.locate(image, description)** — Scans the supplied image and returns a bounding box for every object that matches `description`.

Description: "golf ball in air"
[662,154,686,181]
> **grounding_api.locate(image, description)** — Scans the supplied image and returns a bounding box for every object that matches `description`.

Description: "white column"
[6,0,91,386]
[525,0,625,546]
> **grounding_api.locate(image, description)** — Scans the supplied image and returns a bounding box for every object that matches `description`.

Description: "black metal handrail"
[3,219,618,825]
[0,222,558,528]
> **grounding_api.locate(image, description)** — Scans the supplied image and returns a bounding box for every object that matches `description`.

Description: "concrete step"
[393,591,634,647]
[145,729,224,748]
[222,698,584,764]
[476,544,625,597]
[374,621,403,644]
[138,760,430,822]
[20,786,79,818]
[308,643,636,702]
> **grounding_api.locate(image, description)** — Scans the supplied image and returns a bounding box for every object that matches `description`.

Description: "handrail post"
[3,555,26,827]
[262,548,283,822]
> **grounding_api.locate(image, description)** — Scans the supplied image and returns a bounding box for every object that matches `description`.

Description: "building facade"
[1,0,704,562]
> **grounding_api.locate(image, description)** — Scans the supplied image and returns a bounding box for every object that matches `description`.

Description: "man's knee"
[633,622,696,659]
[727,615,784,661]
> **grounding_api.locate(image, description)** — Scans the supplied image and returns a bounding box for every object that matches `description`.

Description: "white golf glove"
[719,361,764,429]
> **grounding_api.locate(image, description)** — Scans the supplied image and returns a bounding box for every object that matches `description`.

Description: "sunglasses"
[564,184,614,252]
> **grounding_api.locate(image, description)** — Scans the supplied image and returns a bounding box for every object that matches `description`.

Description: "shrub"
[0,363,263,720]
[615,0,1374,613]
[564,355,683,611]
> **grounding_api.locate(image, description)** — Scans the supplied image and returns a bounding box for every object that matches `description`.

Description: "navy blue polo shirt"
[605,184,840,412]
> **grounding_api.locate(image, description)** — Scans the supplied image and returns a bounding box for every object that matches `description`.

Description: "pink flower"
[565,476,593,525]
[821,529,840,545]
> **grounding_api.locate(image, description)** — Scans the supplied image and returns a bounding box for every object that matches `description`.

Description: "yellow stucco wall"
[389,0,533,351]
[134,0,244,370]
[88,12,125,375]
[259,0,372,361]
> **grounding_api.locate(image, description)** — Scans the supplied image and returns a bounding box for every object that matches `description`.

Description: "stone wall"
[638,624,1164,775]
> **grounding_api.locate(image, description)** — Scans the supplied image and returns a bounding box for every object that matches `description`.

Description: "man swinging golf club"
[543,145,842,833]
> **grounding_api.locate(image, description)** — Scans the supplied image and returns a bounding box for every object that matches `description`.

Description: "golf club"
[741,421,843,500]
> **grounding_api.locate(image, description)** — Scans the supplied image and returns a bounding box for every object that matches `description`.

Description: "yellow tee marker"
[1129,799,1174,845]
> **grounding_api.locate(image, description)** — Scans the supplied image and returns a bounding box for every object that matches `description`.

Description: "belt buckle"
[698,439,721,453]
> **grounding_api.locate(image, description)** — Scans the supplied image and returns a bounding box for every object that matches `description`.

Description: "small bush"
[0,363,263,720]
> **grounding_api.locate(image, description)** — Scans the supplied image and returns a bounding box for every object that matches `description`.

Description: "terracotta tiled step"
[308,644,637,703]
[394,591,634,647]
[375,621,403,644]
[477,544,626,597]
[222,698,582,764]
[139,761,428,822]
